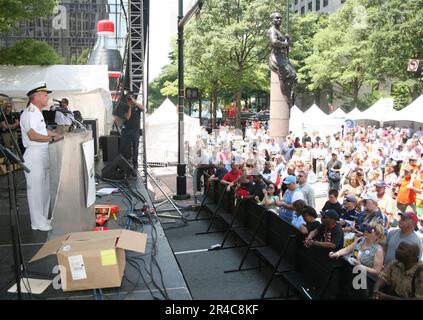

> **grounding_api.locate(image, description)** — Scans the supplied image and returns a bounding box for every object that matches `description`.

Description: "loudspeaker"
[99,135,120,161]
[101,154,135,180]
[83,119,99,157]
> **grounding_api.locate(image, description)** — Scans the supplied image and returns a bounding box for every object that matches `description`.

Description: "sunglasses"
[246,165,254,168]
[344,199,352,202]
[363,225,376,233]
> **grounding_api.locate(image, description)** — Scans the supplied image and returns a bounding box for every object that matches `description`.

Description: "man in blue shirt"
[277,175,304,223]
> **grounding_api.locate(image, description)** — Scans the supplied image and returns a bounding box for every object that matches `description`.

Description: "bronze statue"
[267,12,297,106]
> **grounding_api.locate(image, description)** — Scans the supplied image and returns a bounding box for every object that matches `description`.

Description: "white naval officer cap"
[26,81,52,97]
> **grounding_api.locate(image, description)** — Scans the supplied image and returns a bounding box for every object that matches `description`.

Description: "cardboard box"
[30,229,147,292]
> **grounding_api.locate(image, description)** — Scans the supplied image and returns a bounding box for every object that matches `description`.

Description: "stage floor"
[0,165,191,300]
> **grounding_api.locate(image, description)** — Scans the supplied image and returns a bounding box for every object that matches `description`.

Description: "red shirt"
[222,170,242,183]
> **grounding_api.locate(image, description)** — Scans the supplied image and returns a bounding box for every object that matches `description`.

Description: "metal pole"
[174,0,190,200]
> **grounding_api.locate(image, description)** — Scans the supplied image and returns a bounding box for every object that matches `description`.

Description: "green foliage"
[148,46,178,111]
[150,0,423,116]
[184,0,288,127]
[305,0,423,108]
[0,0,58,32]
[0,39,63,65]
[71,48,90,65]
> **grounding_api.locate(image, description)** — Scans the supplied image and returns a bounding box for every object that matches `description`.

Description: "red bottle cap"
[97,20,115,33]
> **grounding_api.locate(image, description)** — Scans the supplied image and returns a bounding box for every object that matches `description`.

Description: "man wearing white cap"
[20,82,63,231]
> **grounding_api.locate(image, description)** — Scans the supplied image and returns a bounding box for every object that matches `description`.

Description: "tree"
[290,12,328,100]
[148,48,178,111]
[184,0,286,128]
[367,0,423,108]
[0,0,58,32]
[305,0,379,109]
[71,48,90,65]
[0,39,63,65]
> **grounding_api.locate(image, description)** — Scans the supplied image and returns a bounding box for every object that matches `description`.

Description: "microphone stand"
[0,143,30,300]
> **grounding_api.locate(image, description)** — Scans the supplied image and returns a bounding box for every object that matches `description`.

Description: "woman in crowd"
[329,222,385,276]
[340,173,364,200]
[304,162,317,184]
[257,183,280,212]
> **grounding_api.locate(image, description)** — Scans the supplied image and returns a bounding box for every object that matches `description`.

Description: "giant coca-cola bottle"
[88,20,123,96]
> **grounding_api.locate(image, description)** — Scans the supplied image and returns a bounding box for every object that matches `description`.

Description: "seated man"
[339,194,359,232]
[248,172,268,202]
[355,193,387,235]
[221,162,242,192]
[384,211,422,266]
[276,175,304,223]
[373,242,423,300]
[209,161,228,181]
[304,209,344,251]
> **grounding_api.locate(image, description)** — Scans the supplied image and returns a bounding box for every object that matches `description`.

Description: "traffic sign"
[345,119,355,129]
[407,59,420,72]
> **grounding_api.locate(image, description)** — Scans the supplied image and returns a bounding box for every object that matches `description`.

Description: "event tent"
[330,108,348,125]
[385,95,423,123]
[0,65,113,137]
[354,97,395,123]
[145,98,201,164]
[346,107,362,120]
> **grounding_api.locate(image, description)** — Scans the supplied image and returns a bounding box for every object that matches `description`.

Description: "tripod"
[0,143,31,300]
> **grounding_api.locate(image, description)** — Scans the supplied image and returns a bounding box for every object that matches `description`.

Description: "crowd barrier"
[199,175,376,300]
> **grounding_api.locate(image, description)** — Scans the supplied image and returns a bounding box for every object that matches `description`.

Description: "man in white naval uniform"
[20,82,63,231]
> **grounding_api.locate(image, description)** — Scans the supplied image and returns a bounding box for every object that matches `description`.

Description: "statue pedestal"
[269,71,290,144]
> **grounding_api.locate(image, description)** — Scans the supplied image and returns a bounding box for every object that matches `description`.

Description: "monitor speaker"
[101,154,136,180]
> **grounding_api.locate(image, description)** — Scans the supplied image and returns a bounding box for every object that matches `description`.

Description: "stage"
[0,163,191,300]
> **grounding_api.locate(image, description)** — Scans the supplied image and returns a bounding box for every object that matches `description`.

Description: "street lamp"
[174,0,203,200]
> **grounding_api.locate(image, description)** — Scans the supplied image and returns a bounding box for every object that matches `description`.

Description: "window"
[301,6,305,15]
[308,2,313,11]
[295,0,298,5]
[323,0,328,6]
[316,0,320,11]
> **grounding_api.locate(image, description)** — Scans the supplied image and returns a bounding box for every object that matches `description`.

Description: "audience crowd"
[192,122,423,299]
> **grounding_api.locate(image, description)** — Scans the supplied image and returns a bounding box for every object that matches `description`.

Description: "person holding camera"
[119,94,144,170]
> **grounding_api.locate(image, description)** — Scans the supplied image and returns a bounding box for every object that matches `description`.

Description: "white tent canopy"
[354,97,395,122]
[346,107,362,120]
[0,65,113,136]
[330,108,348,125]
[145,98,201,164]
[385,95,423,123]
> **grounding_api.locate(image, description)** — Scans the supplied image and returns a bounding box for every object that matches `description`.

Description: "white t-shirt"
[54,107,74,125]
[20,103,49,148]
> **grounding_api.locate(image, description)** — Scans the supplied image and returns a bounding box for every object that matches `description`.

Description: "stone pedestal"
[269,71,290,144]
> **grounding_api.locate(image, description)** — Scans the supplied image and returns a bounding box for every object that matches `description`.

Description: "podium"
[48,130,96,238]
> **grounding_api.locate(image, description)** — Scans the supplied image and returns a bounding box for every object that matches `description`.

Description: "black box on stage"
[99,135,120,162]
[83,119,99,157]
[101,154,135,180]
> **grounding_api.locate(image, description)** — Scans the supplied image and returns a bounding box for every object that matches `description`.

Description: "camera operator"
[119,94,144,170]
[0,101,19,150]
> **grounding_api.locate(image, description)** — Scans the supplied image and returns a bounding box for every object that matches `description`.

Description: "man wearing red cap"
[20,82,63,231]
[384,211,422,266]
